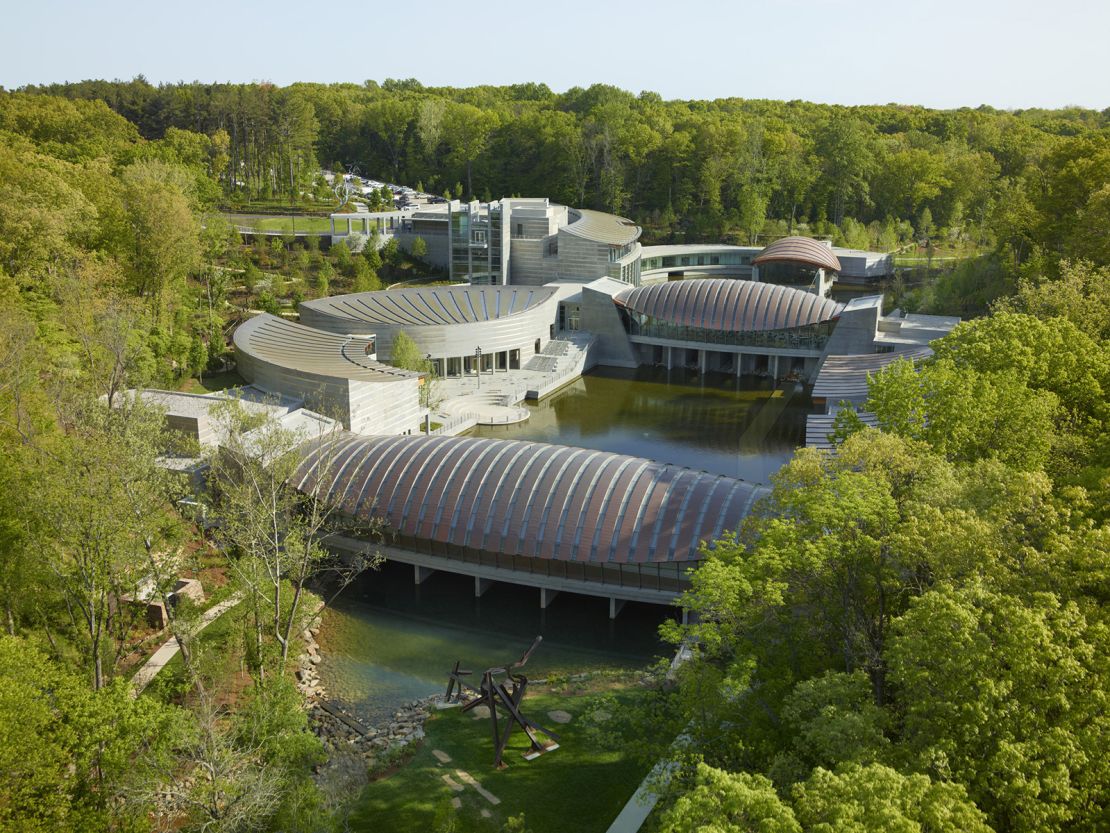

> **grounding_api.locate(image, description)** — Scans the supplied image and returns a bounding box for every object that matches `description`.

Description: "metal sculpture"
[444,636,560,768]
[333,165,362,208]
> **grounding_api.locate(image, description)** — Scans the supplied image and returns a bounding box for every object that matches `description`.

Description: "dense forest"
[0,81,1108,832]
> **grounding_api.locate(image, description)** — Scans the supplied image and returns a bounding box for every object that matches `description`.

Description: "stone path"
[131,594,243,695]
[442,774,465,792]
[547,709,573,724]
[455,770,501,805]
[432,749,453,764]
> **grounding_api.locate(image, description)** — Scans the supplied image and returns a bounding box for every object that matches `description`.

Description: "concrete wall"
[579,286,638,368]
[395,228,449,270]
[821,296,883,356]
[235,345,423,436]
[556,232,614,282]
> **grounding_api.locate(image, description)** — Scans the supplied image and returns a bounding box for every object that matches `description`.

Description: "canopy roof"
[753,237,842,272]
[614,278,844,332]
[291,433,767,564]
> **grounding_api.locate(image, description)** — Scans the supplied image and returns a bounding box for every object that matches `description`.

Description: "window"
[711,256,720,265]
[471,229,486,244]
[516,223,523,237]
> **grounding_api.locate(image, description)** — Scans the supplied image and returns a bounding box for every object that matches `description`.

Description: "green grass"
[241,216,336,234]
[141,600,246,702]
[178,370,246,394]
[348,689,649,833]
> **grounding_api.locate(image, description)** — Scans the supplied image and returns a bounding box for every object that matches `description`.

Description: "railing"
[428,412,479,436]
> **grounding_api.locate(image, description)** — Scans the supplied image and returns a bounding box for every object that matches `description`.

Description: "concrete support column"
[609,597,626,619]
[699,350,707,374]
[666,346,673,370]
[346,218,352,234]
[681,607,690,626]
[475,577,492,598]
[770,355,779,380]
[736,351,743,377]
[540,587,559,609]
[329,217,335,234]
[424,413,431,435]
[362,217,369,234]
[414,565,435,585]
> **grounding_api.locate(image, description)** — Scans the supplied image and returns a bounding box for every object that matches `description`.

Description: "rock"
[547,709,573,724]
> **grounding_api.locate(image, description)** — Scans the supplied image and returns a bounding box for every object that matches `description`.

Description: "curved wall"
[233,314,423,435]
[299,286,560,363]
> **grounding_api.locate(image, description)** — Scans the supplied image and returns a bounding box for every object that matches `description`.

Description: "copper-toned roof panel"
[292,435,768,565]
[752,236,842,272]
[615,279,843,333]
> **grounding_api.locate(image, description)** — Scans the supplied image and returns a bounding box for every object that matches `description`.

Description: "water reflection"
[318,562,674,724]
[320,367,809,721]
[472,365,809,483]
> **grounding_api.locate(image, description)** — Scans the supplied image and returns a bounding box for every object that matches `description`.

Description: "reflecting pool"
[471,365,810,483]
[318,367,810,721]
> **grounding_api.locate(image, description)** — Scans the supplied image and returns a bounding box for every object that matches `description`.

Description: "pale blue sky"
[2,0,1107,109]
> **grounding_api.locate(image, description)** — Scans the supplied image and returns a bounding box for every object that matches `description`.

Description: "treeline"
[24,77,1110,265]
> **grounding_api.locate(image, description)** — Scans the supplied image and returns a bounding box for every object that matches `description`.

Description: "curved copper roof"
[233,314,418,384]
[753,237,842,272]
[614,279,844,331]
[563,208,642,246]
[291,434,767,564]
[299,285,558,328]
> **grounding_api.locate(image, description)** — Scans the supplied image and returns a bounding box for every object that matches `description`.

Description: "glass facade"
[619,309,836,351]
[641,252,754,271]
[450,203,504,285]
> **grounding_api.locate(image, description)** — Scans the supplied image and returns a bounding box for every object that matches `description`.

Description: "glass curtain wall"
[449,203,504,285]
[620,309,837,351]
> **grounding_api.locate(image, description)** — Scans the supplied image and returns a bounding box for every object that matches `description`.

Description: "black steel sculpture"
[444,636,560,768]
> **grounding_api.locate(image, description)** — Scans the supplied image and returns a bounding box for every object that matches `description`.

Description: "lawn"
[248,216,336,234]
[348,688,650,833]
[178,370,246,394]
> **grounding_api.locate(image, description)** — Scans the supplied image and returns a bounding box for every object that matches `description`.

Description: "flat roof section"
[615,279,844,332]
[299,285,559,327]
[291,433,768,565]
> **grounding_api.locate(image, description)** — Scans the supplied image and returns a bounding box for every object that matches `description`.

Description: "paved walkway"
[131,594,243,694]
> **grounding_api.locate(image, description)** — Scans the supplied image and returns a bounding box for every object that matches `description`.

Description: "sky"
[2,0,1108,110]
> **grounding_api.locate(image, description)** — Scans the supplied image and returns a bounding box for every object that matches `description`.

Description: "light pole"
[475,346,482,390]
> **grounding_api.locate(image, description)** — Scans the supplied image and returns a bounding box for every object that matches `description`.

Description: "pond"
[318,367,811,722]
[472,365,811,483]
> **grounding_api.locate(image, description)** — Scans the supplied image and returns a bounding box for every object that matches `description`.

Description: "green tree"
[659,763,801,833]
[792,763,992,833]
[206,403,379,679]
[889,584,1110,833]
[0,635,179,832]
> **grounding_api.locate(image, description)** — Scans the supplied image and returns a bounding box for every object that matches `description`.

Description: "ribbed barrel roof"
[233,314,418,384]
[753,236,842,272]
[291,433,767,564]
[614,279,844,331]
[299,285,558,327]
